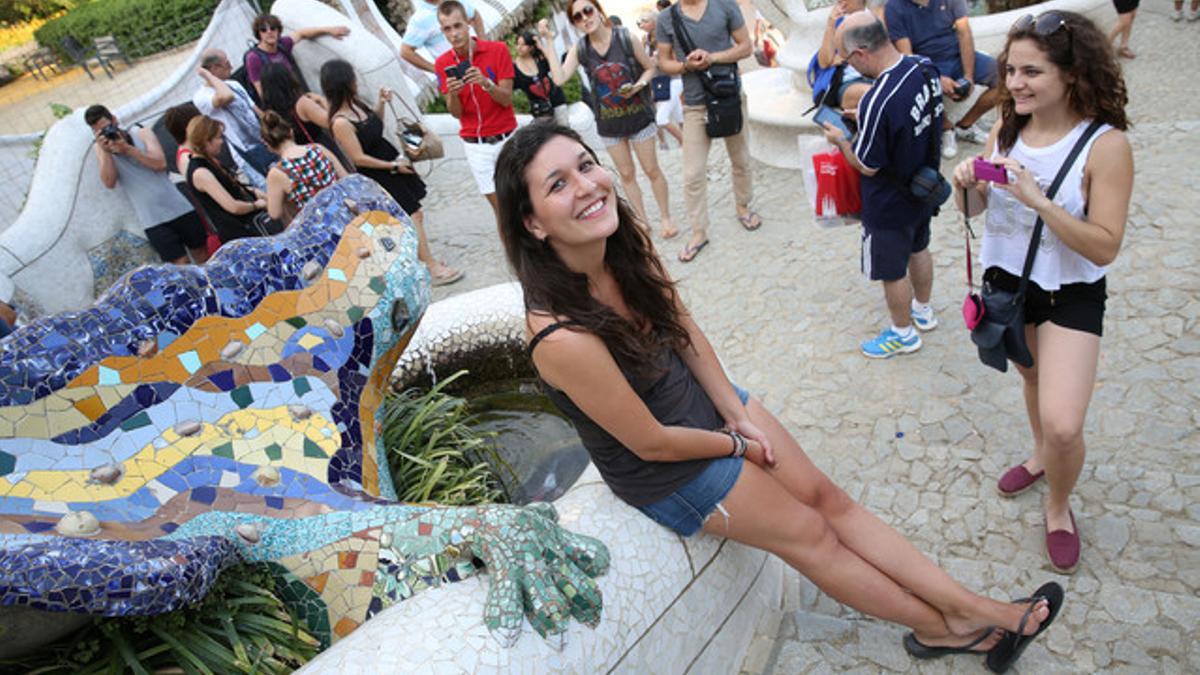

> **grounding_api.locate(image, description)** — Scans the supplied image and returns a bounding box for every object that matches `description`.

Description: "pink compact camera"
[973,158,1014,184]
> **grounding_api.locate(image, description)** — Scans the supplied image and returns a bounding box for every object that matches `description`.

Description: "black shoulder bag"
[670,4,742,138]
[971,119,1104,372]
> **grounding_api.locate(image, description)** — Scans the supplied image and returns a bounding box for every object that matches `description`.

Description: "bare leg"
[186,247,209,264]
[630,134,676,238]
[605,139,649,229]
[411,209,434,265]
[882,277,914,329]
[710,431,1050,643]
[663,121,683,144]
[1010,324,1045,480]
[908,248,933,305]
[1026,323,1100,534]
[839,83,871,118]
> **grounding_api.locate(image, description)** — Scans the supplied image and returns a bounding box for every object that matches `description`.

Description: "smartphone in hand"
[814,106,854,143]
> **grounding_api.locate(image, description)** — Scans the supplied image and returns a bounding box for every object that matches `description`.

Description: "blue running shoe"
[911,305,938,331]
[861,327,922,359]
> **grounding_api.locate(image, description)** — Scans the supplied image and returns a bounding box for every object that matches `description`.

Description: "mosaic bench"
[0,176,609,657]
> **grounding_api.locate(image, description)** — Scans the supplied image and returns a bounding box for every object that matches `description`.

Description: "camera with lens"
[100,123,122,141]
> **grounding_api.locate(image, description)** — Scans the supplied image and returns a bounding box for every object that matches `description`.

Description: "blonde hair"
[185,115,225,159]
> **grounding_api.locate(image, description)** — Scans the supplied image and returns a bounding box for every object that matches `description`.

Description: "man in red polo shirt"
[436,0,518,219]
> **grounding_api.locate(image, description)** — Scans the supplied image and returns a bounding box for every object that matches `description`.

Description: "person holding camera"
[435,0,518,223]
[951,11,1132,573]
[322,59,462,286]
[542,1,676,241]
[885,0,999,159]
[513,30,570,126]
[656,0,759,263]
[821,11,940,359]
[85,105,208,265]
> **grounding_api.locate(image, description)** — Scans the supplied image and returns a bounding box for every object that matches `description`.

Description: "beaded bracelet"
[723,429,747,458]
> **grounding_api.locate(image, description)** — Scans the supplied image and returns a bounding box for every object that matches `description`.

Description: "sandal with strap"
[985,582,1064,673]
[903,627,996,659]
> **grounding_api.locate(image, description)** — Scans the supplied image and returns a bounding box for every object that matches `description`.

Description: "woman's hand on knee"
[728,419,772,457]
[745,437,776,469]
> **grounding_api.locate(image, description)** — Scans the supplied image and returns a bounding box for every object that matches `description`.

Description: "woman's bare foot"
[944,597,1051,639]
[660,217,679,239]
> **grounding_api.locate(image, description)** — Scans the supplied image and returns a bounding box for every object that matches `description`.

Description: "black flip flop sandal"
[903,627,995,659]
[986,581,1065,673]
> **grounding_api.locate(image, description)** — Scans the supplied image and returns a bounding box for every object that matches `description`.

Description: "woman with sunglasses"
[541,0,678,240]
[952,11,1132,574]
[499,121,1063,673]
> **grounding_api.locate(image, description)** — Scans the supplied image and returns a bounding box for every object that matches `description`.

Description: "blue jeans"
[636,384,751,536]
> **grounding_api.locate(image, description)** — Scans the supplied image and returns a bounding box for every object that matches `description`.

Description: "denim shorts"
[636,384,750,536]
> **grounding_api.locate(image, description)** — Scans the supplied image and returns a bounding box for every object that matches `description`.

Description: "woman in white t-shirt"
[952,11,1132,575]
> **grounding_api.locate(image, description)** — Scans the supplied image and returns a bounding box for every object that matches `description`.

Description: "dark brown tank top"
[529,321,721,506]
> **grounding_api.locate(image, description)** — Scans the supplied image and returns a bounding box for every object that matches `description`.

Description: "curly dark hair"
[996,11,1129,153]
[495,122,690,374]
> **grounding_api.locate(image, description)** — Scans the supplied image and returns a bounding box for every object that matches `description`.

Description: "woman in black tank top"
[495,122,1063,672]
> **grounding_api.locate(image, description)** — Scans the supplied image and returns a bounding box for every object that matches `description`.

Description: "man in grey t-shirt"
[656,0,759,262]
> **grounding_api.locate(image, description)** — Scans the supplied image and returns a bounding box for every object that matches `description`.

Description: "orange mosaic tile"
[332,616,359,638]
[306,571,330,594]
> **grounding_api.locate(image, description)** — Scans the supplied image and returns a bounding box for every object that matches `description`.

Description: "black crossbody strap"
[1016,119,1104,299]
[670,5,696,57]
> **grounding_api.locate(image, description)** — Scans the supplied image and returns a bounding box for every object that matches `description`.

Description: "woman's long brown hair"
[495,122,689,375]
[996,11,1129,153]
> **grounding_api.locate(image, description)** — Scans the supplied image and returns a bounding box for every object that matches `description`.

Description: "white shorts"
[462,133,512,195]
[655,78,683,126]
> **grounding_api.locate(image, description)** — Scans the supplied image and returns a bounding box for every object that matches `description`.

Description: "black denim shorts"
[984,267,1107,337]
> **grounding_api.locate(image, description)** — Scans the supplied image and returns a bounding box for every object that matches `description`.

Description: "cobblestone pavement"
[419,11,1198,673]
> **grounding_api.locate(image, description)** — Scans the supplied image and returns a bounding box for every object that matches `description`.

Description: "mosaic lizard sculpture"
[0,176,609,651]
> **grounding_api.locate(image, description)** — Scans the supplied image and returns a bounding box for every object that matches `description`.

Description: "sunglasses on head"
[571,5,596,24]
[1011,11,1068,36]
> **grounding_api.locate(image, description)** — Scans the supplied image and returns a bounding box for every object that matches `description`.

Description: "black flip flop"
[986,581,1065,673]
[903,627,995,659]
[678,239,709,263]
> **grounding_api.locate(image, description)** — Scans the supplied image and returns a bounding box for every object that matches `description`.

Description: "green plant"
[49,101,71,118]
[381,370,513,505]
[0,563,319,674]
[34,0,217,61]
[0,0,75,27]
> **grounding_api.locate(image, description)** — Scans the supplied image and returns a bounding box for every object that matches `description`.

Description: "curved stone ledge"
[303,464,785,673]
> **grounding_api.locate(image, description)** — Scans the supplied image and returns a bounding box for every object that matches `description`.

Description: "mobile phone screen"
[814,106,853,143]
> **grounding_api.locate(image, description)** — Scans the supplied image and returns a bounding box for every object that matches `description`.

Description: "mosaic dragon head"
[0,176,608,654]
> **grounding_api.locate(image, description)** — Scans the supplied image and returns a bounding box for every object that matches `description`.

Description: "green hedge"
[34,0,218,61]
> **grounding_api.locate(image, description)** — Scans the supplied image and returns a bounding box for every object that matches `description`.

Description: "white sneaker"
[941,130,958,159]
[954,123,989,145]
[911,305,938,331]
[1188,9,1200,20]
[1172,8,1183,20]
